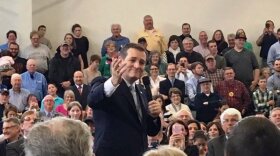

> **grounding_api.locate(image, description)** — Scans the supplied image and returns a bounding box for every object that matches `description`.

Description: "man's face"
[193,64,204,76]
[166,64,176,78]
[31,34,40,47]
[227,36,236,48]
[206,59,216,70]
[221,114,239,134]
[38,27,46,37]
[121,48,146,83]
[7,33,17,43]
[3,122,20,141]
[8,44,19,57]
[143,16,154,30]
[267,21,275,32]
[111,25,121,37]
[170,93,181,105]
[43,96,54,112]
[234,38,245,49]
[182,25,191,35]
[21,113,37,135]
[274,60,280,72]
[208,42,218,55]
[11,76,21,89]
[270,110,280,128]
[199,31,208,44]
[224,69,235,81]
[27,60,37,73]
[74,27,82,37]
[74,71,84,85]
[183,40,194,52]
[179,57,189,67]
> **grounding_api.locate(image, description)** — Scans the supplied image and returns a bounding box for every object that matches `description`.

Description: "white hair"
[143,145,187,156]
[220,108,242,123]
[182,37,193,44]
[174,109,193,119]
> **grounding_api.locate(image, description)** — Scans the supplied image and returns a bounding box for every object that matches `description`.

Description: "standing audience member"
[82,54,101,85]
[236,29,253,51]
[257,20,278,67]
[193,31,210,57]
[9,74,30,112]
[164,35,182,64]
[266,58,280,106]
[203,55,224,88]
[221,34,235,55]
[0,30,17,52]
[101,24,130,56]
[207,108,241,156]
[267,28,280,69]
[179,23,199,46]
[48,42,80,97]
[38,25,52,50]
[207,40,227,69]
[72,23,89,68]
[138,37,151,64]
[212,30,228,55]
[24,117,93,156]
[21,59,47,103]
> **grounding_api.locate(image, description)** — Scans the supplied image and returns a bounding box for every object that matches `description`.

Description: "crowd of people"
[0,14,280,156]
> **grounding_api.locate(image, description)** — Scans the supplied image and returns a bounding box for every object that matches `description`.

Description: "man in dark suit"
[159,63,185,105]
[70,71,90,110]
[88,43,161,156]
[208,108,242,156]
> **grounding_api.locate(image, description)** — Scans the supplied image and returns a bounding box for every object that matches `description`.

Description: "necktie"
[78,85,82,95]
[129,85,142,122]
[30,73,34,79]
[47,112,51,118]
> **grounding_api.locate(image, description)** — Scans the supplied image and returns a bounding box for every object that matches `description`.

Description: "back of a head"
[143,145,187,156]
[226,117,280,156]
[25,117,93,156]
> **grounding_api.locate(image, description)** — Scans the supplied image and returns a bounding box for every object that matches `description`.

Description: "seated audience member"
[186,120,201,145]
[145,51,167,75]
[193,130,208,156]
[176,56,193,84]
[186,62,205,106]
[212,30,228,55]
[142,64,166,96]
[99,40,118,78]
[0,30,17,52]
[206,122,224,140]
[153,95,169,128]
[167,120,199,156]
[0,117,21,156]
[269,107,280,129]
[207,108,241,156]
[215,67,250,115]
[195,78,221,124]
[101,24,130,57]
[143,145,187,156]
[193,31,210,57]
[21,59,47,102]
[213,101,229,123]
[267,58,280,106]
[72,24,89,68]
[221,33,235,55]
[164,35,182,64]
[203,55,224,88]
[159,63,185,105]
[3,105,18,119]
[24,117,93,156]
[56,33,84,69]
[84,117,95,137]
[267,28,280,69]
[25,94,40,112]
[147,129,166,149]
[179,23,199,46]
[257,20,278,67]
[165,88,191,120]
[9,73,30,112]
[207,40,227,69]
[199,122,207,133]
[70,71,90,110]
[176,37,204,64]
[138,37,151,64]
[40,83,64,111]
[0,89,11,121]
[20,110,38,138]
[253,76,274,117]
[236,29,253,51]
[55,90,75,116]
[0,42,27,89]
[20,31,51,76]
[85,106,93,119]
[174,109,193,125]
[48,41,81,97]
[82,54,101,85]
[38,95,60,121]
[67,101,83,121]
[225,117,280,156]
[260,66,271,80]
[37,25,52,50]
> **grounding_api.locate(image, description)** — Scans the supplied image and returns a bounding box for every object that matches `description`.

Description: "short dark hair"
[119,43,145,59]
[193,130,208,142]
[182,23,190,29]
[38,25,46,30]
[223,67,234,72]
[168,87,182,98]
[90,54,101,64]
[6,30,17,38]
[206,122,224,136]
[9,42,19,48]
[71,24,81,33]
[226,117,280,156]
[190,62,203,70]
[207,40,217,47]
[187,119,201,130]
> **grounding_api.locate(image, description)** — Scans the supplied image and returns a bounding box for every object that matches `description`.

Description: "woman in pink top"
[55,90,75,116]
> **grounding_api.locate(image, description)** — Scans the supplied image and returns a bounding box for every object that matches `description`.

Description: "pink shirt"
[55,105,68,116]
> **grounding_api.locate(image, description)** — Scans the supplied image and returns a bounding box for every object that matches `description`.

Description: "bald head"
[27,59,37,73]
[73,71,84,85]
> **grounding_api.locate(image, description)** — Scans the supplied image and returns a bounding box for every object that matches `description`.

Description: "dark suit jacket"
[70,84,90,110]
[208,135,226,156]
[6,137,25,156]
[0,140,7,156]
[88,77,161,156]
[159,78,185,105]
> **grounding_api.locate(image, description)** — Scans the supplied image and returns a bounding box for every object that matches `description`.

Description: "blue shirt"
[9,88,30,112]
[101,36,130,56]
[267,41,280,69]
[0,43,8,52]
[40,95,64,111]
[21,71,47,101]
